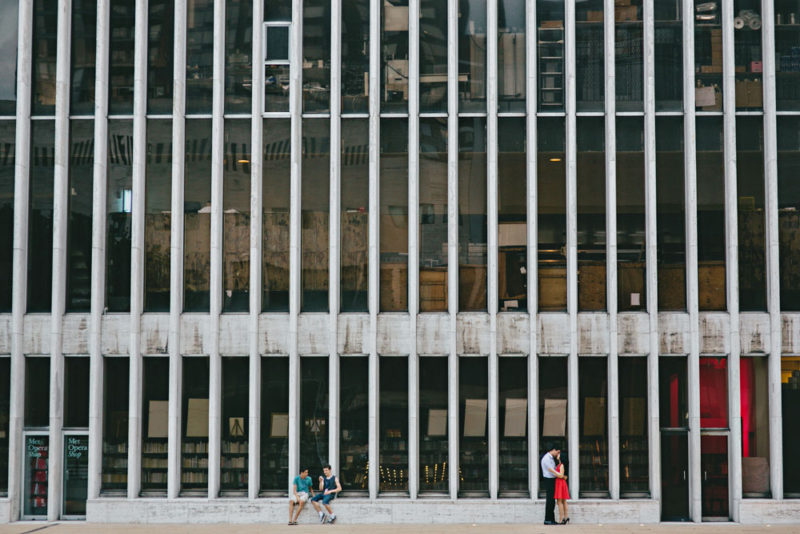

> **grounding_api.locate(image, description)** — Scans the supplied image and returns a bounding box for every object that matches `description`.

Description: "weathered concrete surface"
[297,313,329,355]
[61,313,90,354]
[537,313,569,355]
[338,313,369,355]
[578,313,609,355]
[658,312,689,355]
[497,312,529,355]
[699,313,729,355]
[141,313,169,355]
[377,313,411,355]
[181,314,210,355]
[618,313,649,355]
[260,313,289,355]
[457,313,490,355]
[739,313,770,355]
[417,313,450,356]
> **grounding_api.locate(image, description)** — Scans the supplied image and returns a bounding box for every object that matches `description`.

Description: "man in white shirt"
[541,442,565,525]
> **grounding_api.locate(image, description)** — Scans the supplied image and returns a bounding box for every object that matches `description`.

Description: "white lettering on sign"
[67,437,88,459]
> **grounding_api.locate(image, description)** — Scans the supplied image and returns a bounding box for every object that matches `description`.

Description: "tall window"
[106,120,133,312]
[0,358,9,495]
[498,357,527,494]
[341,120,369,312]
[141,357,168,495]
[779,117,800,309]
[697,117,726,311]
[184,119,212,312]
[181,357,210,495]
[733,0,762,111]
[782,357,800,496]
[379,357,408,493]
[498,117,526,312]
[419,357,448,494]
[694,0,722,111]
[0,0,18,115]
[108,0,135,114]
[419,118,448,312]
[66,120,94,311]
[776,0,800,110]
[64,357,90,428]
[700,356,728,429]
[538,357,567,497]
[186,0,214,113]
[619,357,648,496]
[576,0,604,111]
[538,117,566,311]
[340,357,368,492]
[498,0,525,113]
[420,0,448,113]
[32,0,57,115]
[101,357,129,494]
[615,0,643,111]
[656,117,686,310]
[342,0,369,113]
[579,357,608,496]
[301,119,330,312]
[616,117,646,311]
[225,0,253,113]
[380,119,408,311]
[28,120,55,312]
[147,0,174,114]
[25,358,50,428]
[300,357,329,472]
[221,357,249,494]
[737,117,766,311]
[459,357,488,495]
[303,0,331,113]
[381,0,408,112]
[458,0,486,112]
[655,0,682,111]
[144,120,172,311]
[260,357,289,493]
[0,122,14,311]
[577,117,606,311]
[222,120,251,312]
[264,0,291,113]
[70,0,97,115]
[459,118,487,311]
[741,356,769,498]
[263,119,291,312]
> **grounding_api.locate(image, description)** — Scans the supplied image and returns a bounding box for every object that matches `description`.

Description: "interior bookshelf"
[101,442,128,494]
[220,437,248,493]
[180,437,208,492]
[141,438,168,494]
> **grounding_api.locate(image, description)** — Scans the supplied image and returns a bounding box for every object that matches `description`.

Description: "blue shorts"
[311,493,336,505]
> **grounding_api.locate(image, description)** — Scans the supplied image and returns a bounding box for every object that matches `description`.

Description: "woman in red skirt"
[554,452,570,524]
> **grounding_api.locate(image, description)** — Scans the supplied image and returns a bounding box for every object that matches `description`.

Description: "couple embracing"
[541,442,570,525]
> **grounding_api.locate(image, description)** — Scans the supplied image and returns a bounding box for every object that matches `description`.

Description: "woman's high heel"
[563,518,570,524]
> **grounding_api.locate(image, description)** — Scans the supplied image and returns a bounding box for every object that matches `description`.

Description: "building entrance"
[660,431,689,521]
[62,433,89,518]
[22,433,49,520]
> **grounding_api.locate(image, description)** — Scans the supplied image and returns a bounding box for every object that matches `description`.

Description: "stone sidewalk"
[0,524,798,534]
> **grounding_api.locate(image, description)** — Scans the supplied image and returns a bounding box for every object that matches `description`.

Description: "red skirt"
[554,478,570,500]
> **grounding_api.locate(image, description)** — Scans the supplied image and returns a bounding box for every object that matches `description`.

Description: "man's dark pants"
[544,477,556,523]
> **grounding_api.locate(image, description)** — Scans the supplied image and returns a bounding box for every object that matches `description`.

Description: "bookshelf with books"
[220,436,248,494]
[181,437,209,492]
[620,437,650,496]
[419,438,448,494]
[141,438,168,493]
[101,442,128,493]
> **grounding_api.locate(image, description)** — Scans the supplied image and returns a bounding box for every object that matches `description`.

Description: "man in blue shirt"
[541,443,565,525]
[310,464,342,523]
[289,467,314,525]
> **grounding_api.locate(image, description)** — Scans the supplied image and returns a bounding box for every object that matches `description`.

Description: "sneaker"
[319,513,327,523]
[327,515,337,524]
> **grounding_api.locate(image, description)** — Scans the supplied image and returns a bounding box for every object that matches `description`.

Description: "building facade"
[0,0,799,524]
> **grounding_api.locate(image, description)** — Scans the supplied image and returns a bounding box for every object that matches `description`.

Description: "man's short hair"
[544,442,555,453]
[323,464,332,470]
[299,467,309,473]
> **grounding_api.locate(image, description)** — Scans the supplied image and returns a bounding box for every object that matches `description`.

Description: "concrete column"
[683,0,701,521]
[446,0,459,500]
[167,0,187,500]
[721,0,742,521]
[329,0,342,476]
[760,0,783,502]
[249,0,265,499]
[565,0,580,501]
[524,0,539,501]
[604,0,620,502]
[207,0,227,498]
[407,0,419,501]
[9,0,34,518]
[642,0,661,501]
[47,0,73,518]
[127,0,148,500]
[486,0,499,501]
[88,0,112,500]
[367,0,380,500]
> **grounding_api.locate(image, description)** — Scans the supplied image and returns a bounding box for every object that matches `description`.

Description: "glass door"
[701,433,729,520]
[22,433,49,519]
[660,431,689,521]
[62,433,89,518]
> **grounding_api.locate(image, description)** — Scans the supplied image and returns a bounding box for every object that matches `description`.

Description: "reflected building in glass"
[2,0,800,526]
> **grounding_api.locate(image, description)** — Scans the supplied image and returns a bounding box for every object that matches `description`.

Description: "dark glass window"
[379,356,408,493]
[616,117,646,311]
[341,119,369,312]
[736,117,766,311]
[381,0,408,112]
[25,358,50,427]
[301,119,330,312]
[579,357,608,496]
[303,0,331,113]
[70,0,97,115]
[498,357,527,494]
[147,0,174,114]
[419,357,448,494]
[776,0,800,110]
[66,120,94,311]
[459,117,487,311]
[0,122,14,311]
[694,0,722,111]
[186,0,214,114]
[458,0,486,112]
[340,357,368,492]
[577,117,606,311]
[654,0,682,111]
[741,356,769,498]
[538,117,566,311]
[536,0,563,112]
[733,0,762,111]
[619,357,649,496]
[221,357,249,494]
[498,0,525,113]
[697,117,726,311]
[0,0,19,115]
[181,357,209,495]
[659,357,688,428]
[342,0,369,113]
[28,120,55,312]
[576,0,604,111]
[778,117,800,309]
[144,120,172,312]
[781,357,800,496]
[0,358,9,495]
[108,0,135,114]
[300,357,329,472]
[101,357,129,494]
[538,356,566,497]
[419,0,448,113]
[184,119,212,312]
[141,357,168,494]
[106,120,133,312]
[459,357,488,496]
[32,0,58,115]
[419,118,448,312]
[261,357,289,492]
[699,356,727,429]
[222,119,251,312]
[225,0,253,113]
[265,0,291,21]
[615,0,643,111]
[64,357,90,428]
[262,119,290,312]
[264,21,290,113]
[498,117,526,312]
[656,117,686,310]
[379,119,408,312]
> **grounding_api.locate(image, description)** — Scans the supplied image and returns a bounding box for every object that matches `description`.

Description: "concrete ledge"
[739,499,800,524]
[86,498,659,524]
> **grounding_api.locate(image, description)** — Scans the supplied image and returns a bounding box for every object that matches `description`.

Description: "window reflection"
[576,0,604,111]
[0,0,18,115]
[776,0,800,110]
[659,357,688,429]
[696,117,725,311]
[108,0,135,114]
[147,0,174,114]
[694,0,722,111]
[733,0,763,111]
[0,122,14,311]
[699,356,727,429]
[419,357,448,494]
[186,0,214,114]
[419,118,448,312]
[25,358,50,427]
[380,119,408,311]
[28,120,55,312]
[379,357,408,493]
[342,0,369,113]
[656,117,686,310]
[459,357,488,495]
[498,0,525,113]
[181,357,209,495]
[303,0,331,113]
[221,357,249,494]
[615,0,643,111]
[498,357,527,494]
[538,117,566,311]
[64,357,90,428]
[70,0,96,115]
[498,117,526,312]
[458,0,486,112]
[459,118,486,311]
[778,117,800,309]
[616,117,646,312]
[144,120,172,312]
[225,0,253,114]
[223,120,251,313]
[538,357,566,497]
[301,119,330,312]
[340,357,368,492]
[741,356,770,498]
[263,119,291,312]
[579,357,608,496]
[381,0,408,112]
[32,0,58,115]
[184,120,212,312]
[655,0,682,111]
[420,0,448,113]
[577,117,606,311]
[536,0,563,112]
[737,117,766,311]
[101,357,129,494]
[619,357,648,496]
[66,120,94,311]
[341,120,369,312]
[106,120,133,312]
[261,357,289,492]
[781,357,800,495]
[300,357,329,472]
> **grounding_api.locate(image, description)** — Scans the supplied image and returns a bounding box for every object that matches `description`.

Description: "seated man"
[288,467,314,525]
[310,464,342,523]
